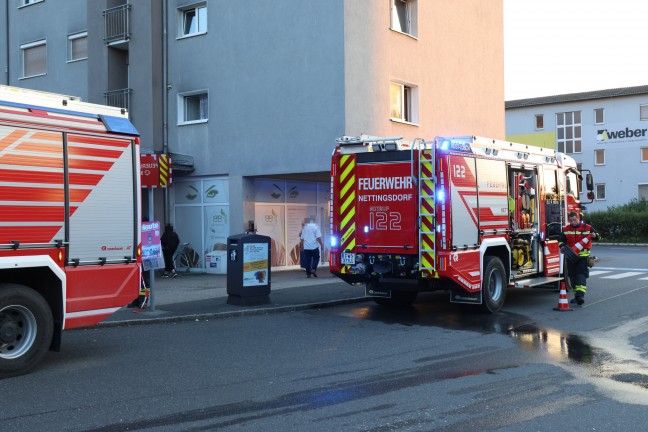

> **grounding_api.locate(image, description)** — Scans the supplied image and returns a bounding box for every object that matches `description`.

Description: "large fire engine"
[0,86,141,378]
[330,135,594,312]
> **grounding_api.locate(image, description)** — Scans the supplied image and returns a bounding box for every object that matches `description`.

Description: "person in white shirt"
[300,217,323,278]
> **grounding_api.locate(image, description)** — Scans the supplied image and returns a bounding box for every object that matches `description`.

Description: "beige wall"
[344,0,504,141]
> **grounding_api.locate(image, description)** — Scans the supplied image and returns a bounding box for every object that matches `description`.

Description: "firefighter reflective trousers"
[567,256,589,297]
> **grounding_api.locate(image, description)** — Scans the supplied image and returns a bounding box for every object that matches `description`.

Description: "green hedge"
[585,199,648,243]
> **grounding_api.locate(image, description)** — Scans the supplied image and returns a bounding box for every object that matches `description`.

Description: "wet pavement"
[100,267,368,326]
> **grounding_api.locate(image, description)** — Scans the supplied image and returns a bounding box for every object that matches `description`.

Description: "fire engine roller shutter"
[449,155,478,247]
[64,134,135,264]
[0,125,66,244]
[338,154,356,274]
[475,159,509,233]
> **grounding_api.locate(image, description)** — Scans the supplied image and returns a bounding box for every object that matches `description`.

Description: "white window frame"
[390,81,419,125]
[641,147,648,163]
[639,184,648,201]
[178,91,209,125]
[535,114,544,130]
[555,111,582,154]
[67,32,88,63]
[390,0,418,38]
[19,0,44,7]
[594,149,605,166]
[641,104,648,121]
[20,39,47,79]
[178,3,207,39]
[595,183,606,201]
[594,108,604,125]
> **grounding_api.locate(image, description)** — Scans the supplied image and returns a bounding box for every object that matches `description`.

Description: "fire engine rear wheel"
[373,290,418,307]
[0,284,54,379]
[481,256,507,313]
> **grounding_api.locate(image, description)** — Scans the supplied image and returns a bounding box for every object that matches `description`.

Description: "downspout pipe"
[5,0,9,84]
[162,0,170,223]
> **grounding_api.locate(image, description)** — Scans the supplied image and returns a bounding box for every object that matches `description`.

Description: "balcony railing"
[103,4,131,45]
[104,88,132,113]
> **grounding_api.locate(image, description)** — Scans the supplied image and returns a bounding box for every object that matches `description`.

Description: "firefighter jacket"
[559,222,597,257]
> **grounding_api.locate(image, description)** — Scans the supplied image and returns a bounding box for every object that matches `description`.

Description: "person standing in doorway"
[300,217,323,278]
[161,224,180,278]
[559,212,599,305]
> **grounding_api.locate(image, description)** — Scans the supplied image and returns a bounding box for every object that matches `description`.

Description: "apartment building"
[506,85,648,212]
[1,0,505,270]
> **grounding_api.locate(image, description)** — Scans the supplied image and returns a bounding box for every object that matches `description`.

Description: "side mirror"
[587,191,595,201]
[585,173,594,191]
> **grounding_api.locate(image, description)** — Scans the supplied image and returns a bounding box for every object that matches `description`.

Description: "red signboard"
[140,154,172,188]
[140,154,160,188]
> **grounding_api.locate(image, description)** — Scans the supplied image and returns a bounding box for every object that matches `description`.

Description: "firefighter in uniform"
[559,212,599,305]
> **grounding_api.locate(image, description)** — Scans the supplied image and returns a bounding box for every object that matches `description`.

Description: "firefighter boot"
[570,293,585,305]
[570,284,586,306]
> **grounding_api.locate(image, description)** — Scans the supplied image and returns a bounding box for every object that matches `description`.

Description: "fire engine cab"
[329,135,594,312]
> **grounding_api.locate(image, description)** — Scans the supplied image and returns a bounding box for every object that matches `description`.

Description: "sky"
[504,0,648,101]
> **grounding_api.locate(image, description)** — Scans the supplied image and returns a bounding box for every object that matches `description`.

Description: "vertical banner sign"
[158,154,172,187]
[242,243,269,287]
[141,221,165,270]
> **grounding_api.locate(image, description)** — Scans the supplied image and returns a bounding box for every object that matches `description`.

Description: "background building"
[506,85,648,212]
[1,0,505,271]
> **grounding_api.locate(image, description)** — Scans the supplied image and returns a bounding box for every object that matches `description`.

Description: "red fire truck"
[0,86,141,378]
[330,135,594,312]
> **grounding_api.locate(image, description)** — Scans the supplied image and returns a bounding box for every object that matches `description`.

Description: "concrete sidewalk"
[100,268,368,327]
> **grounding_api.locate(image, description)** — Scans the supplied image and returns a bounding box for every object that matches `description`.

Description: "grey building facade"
[2,0,505,271]
[506,86,648,213]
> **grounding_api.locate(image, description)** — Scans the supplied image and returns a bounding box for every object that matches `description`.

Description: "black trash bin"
[226,233,271,305]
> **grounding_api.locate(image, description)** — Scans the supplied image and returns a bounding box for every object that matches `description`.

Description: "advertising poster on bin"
[242,243,269,287]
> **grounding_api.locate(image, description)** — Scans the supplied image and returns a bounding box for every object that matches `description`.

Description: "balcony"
[104,88,132,113]
[103,4,131,47]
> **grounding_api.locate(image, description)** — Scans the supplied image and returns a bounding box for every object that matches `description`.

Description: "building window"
[556,111,581,154]
[641,147,648,162]
[595,184,606,200]
[179,3,207,37]
[21,40,46,78]
[595,149,605,165]
[179,91,208,124]
[390,0,418,37]
[594,108,604,124]
[390,81,419,124]
[641,104,648,121]
[639,185,648,201]
[67,32,88,62]
[535,114,544,130]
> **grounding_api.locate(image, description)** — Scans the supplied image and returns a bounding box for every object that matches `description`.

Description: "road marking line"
[601,271,646,279]
[588,270,612,276]
[584,285,648,308]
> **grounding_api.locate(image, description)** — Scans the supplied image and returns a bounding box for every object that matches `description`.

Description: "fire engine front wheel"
[0,284,54,379]
[481,256,507,313]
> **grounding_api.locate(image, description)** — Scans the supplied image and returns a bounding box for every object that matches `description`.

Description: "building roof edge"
[505,84,648,109]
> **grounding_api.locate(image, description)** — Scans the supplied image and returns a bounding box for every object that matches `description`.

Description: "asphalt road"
[2,245,647,431]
